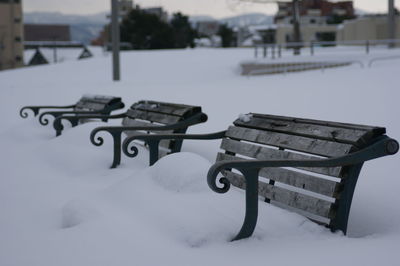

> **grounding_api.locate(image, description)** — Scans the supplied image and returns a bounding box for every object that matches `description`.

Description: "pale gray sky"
[24,0,400,18]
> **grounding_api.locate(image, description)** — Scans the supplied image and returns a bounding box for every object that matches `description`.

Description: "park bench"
[57,100,207,168]
[121,113,398,241]
[20,95,125,135]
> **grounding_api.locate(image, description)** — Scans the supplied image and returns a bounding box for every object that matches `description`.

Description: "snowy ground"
[1,47,400,266]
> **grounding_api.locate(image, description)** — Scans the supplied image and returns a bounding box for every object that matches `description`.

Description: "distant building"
[337,15,400,42]
[24,24,71,42]
[196,21,220,37]
[0,0,24,70]
[273,0,355,45]
[275,0,355,25]
[275,24,338,44]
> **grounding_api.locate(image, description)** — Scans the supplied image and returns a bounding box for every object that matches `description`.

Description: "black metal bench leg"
[232,168,259,241]
[54,116,80,137]
[147,140,160,166]
[101,112,110,122]
[55,121,64,137]
[111,131,122,168]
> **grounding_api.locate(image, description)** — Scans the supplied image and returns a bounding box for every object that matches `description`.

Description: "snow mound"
[61,199,101,229]
[147,152,211,193]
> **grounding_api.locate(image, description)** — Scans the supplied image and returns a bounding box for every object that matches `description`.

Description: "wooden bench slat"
[226,126,352,158]
[252,113,385,132]
[234,116,371,145]
[132,101,201,117]
[224,171,334,219]
[122,119,174,149]
[75,101,106,111]
[126,109,181,125]
[122,132,172,151]
[220,138,342,177]
[122,118,156,128]
[217,153,339,197]
[270,201,330,225]
[80,95,120,104]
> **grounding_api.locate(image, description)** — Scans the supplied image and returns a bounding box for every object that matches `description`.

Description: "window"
[15,36,21,42]
[15,55,22,62]
[310,19,316,24]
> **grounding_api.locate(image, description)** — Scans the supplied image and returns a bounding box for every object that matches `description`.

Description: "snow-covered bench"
[67,100,208,168]
[121,113,399,241]
[20,94,125,136]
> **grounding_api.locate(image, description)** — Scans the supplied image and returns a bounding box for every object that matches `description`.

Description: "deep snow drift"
[1,47,399,266]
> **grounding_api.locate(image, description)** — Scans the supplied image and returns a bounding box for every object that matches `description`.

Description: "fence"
[254,39,400,58]
[242,60,364,76]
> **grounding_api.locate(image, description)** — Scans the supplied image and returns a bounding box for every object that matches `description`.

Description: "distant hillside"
[189,15,216,23]
[220,13,274,27]
[190,13,274,28]
[23,11,274,44]
[24,11,108,25]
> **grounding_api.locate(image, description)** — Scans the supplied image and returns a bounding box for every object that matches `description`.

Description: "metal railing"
[254,39,400,58]
[24,41,86,49]
[243,60,363,76]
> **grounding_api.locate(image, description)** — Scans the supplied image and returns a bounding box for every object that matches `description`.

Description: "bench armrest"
[90,112,208,146]
[89,113,208,168]
[122,131,227,166]
[39,110,110,126]
[207,136,399,241]
[20,104,76,118]
[53,113,127,136]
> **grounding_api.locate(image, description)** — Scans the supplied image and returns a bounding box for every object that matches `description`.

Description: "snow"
[238,113,253,122]
[1,46,400,266]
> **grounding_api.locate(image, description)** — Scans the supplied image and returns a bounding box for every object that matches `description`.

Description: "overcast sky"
[23,0,400,18]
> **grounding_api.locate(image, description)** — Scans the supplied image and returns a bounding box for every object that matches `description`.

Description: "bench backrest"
[74,95,124,113]
[217,113,386,233]
[123,100,204,156]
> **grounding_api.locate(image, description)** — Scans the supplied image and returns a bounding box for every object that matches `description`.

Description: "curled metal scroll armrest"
[90,126,117,146]
[122,130,227,157]
[54,112,127,131]
[90,124,150,146]
[39,110,103,125]
[20,104,75,118]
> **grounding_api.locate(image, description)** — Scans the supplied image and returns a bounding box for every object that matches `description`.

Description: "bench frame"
[121,120,399,241]
[52,100,208,168]
[90,111,208,168]
[20,96,125,134]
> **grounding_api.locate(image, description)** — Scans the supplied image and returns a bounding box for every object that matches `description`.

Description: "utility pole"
[388,0,396,48]
[292,0,301,55]
[111,0,120,81]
